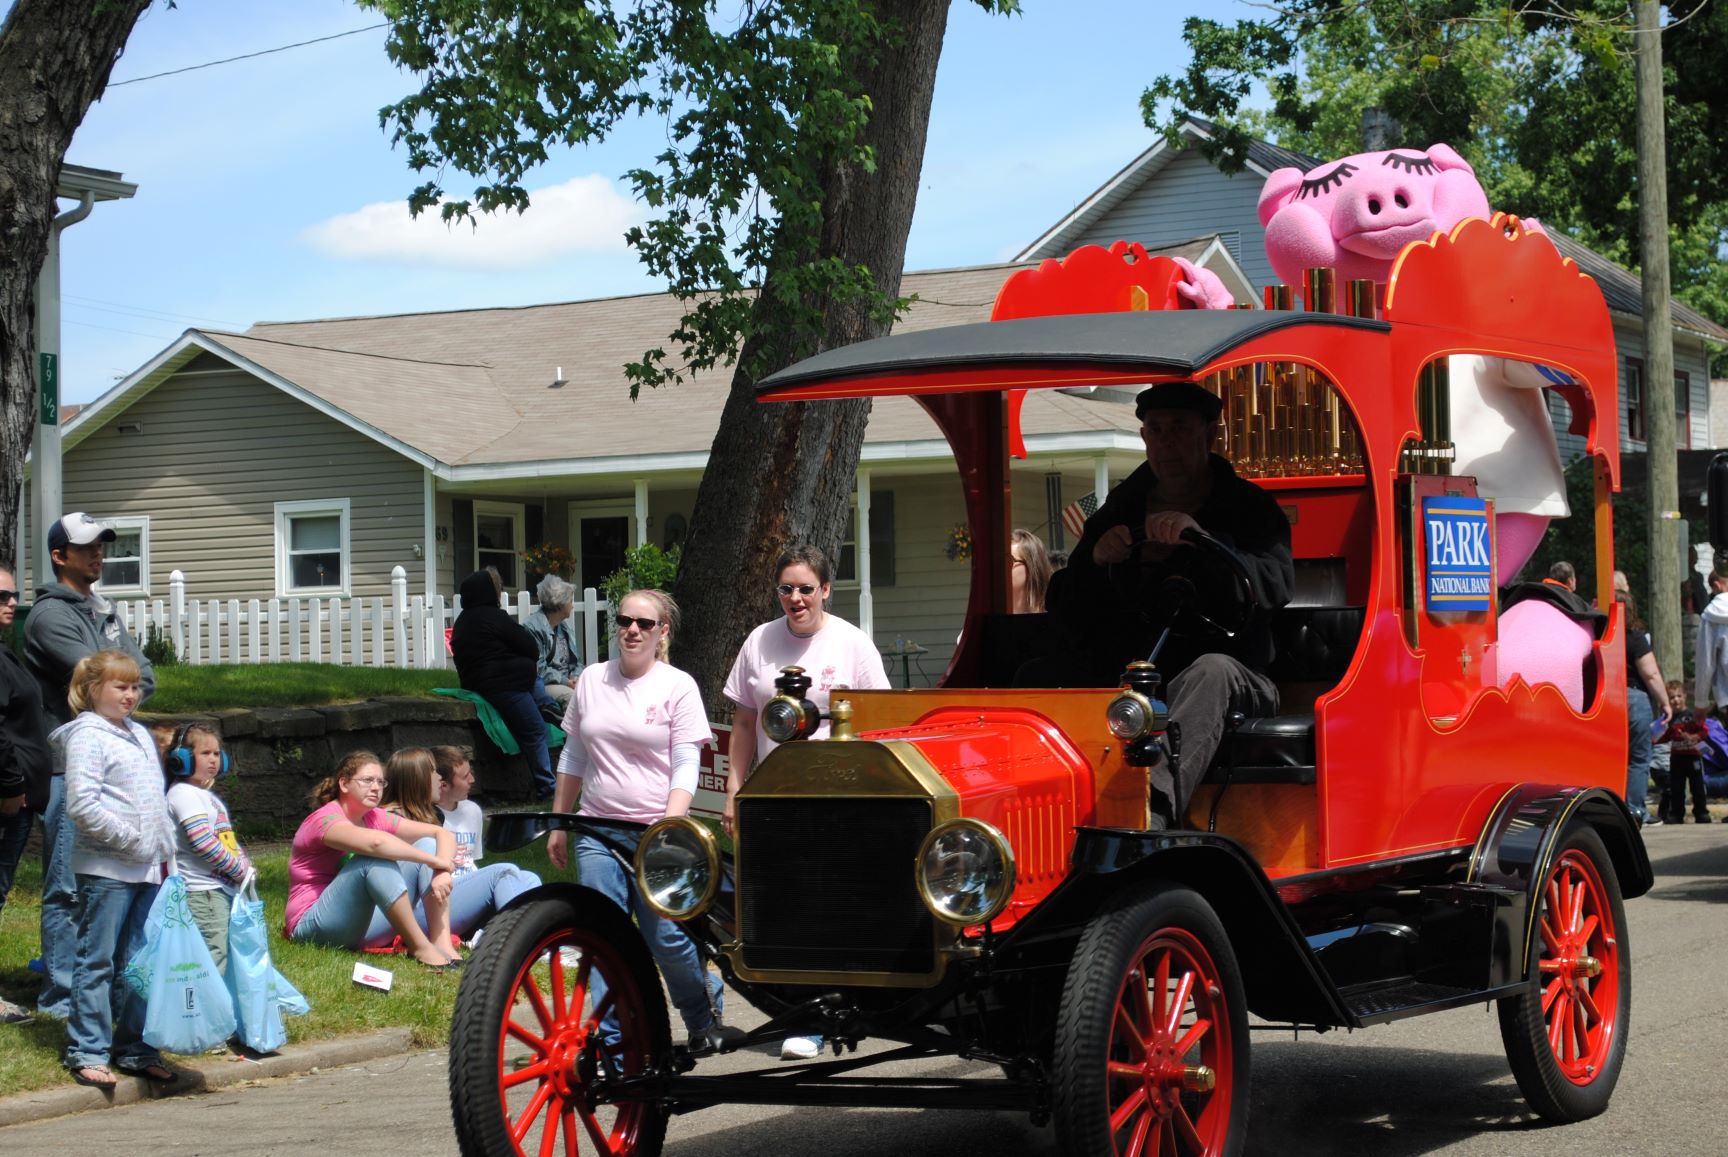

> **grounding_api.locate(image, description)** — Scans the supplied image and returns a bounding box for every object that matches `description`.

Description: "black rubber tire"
[1052,882,1249,1157]
[1496,823,1631,1123]
[449,888,671,1157]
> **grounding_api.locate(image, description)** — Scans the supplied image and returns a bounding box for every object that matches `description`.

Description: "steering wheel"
[1107,526,1261,641]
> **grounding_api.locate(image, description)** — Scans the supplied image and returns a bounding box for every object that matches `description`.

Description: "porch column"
[856,469,873,638]
[634,479,649,548]
[1094,457,1111,506]
[422,470,437,599]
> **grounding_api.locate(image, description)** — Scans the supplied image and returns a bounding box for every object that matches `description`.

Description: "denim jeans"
[439,863,542,941]
[490,689,554,796]
[66,874,162,1072]
[38,775,77,1018]
[1626,691,1654,822]
[576,830,722,1039]
[0,805,33,923]
[291,838,436,950]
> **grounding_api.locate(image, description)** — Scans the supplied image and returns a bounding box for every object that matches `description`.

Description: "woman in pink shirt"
[720,543,890,1059]
[286,751,463,971]
[547,589,738,1052]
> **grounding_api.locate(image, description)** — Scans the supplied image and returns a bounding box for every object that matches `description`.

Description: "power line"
[63,294,242,329]
[109,22,388,87]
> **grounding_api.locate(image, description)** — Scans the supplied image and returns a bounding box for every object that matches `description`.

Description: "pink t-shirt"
[562,659,714,824]
[285,801,403,935]
[723,614,889,761]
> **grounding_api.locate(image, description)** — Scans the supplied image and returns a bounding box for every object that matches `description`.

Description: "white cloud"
[298,175,641,268]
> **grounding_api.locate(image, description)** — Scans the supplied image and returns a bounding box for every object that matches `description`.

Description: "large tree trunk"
[674,0,951,708]
[0,0,151,570]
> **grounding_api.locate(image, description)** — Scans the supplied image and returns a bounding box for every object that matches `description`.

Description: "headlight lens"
[1107,691,1155,740]
[633,817,720,920]
[762,694,815,743]
[916,818,1016,925]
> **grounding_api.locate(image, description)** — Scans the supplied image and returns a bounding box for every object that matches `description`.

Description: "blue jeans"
[437,862,542,940]
[0,805,33,922]
[66,874,162,1072]
[39,775,77,1018]
[1627,691,1654,822]
[490,689,554,796]
[291,839,436,950]
[576,831,722,1039]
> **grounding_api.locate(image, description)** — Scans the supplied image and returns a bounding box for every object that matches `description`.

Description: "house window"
[1624,358,1646,443]
[837,490,895,588]
[1676,370,1692,449]
[275,499,350,596]
[474,501,526,591]
[95,517,148,596]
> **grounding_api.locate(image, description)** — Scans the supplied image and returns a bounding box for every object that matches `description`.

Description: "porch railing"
[113,567,610,670]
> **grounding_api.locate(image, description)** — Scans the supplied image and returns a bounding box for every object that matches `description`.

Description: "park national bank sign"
[1422,497,1493,613]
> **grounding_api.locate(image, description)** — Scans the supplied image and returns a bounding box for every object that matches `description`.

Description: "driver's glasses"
[0,589,16,605]
[776,584,817,597]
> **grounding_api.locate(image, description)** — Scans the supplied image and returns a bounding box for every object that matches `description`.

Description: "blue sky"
[53,0,1244,403]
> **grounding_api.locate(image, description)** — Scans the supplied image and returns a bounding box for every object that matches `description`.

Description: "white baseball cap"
[47,512,117,552]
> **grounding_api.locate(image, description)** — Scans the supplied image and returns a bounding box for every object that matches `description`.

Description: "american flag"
[1061,492,1100,541]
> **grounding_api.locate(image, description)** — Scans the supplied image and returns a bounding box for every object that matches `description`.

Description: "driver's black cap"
[1134,380,1222,424]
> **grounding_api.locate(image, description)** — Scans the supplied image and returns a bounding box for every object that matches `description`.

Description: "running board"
[1340,978,1514,1025]
[613,1072,1042,1114]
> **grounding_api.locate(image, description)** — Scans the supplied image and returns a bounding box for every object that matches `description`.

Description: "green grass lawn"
[0,837,558,1098]
[145,663,461,713]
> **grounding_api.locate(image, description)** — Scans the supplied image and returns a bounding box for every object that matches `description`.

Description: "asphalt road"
[4,823,1723,1156]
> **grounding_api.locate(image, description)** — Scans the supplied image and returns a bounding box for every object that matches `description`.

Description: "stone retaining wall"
[139,697,541,831]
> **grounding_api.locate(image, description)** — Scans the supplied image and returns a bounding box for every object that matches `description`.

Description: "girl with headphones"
[159,721,251,978]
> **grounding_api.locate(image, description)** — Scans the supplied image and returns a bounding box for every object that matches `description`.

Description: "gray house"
[1021,115,1728,463]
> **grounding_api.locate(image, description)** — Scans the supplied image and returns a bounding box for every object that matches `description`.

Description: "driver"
[1059,380,1294,829]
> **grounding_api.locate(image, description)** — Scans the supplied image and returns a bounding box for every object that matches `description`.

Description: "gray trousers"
[1157,653,1279,822]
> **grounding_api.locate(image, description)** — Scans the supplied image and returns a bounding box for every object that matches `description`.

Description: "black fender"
[995,826,1354,1028]
[1467,784,1652,987]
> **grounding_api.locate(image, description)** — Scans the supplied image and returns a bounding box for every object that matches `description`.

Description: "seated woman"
[285,751,463,971]
[380,746,542,944]
[524,574,583,709]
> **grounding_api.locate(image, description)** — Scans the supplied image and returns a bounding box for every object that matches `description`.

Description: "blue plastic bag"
[123,874,237,1054]
[226,874,307,1053]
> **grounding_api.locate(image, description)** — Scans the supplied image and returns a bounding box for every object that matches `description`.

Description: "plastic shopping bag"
[122,874,238,1054]
[226,873,307,1053]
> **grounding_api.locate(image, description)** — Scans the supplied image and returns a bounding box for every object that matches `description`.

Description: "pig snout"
[1333,175,1438,259]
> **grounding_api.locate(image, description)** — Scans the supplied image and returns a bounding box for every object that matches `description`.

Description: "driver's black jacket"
[1062,454,1295,679]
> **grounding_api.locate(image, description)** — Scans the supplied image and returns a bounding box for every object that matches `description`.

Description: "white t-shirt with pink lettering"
[723,614,890,762]
[560,659,714,824]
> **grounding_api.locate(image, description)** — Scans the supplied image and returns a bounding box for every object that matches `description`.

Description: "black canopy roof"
[758,309,1389,394]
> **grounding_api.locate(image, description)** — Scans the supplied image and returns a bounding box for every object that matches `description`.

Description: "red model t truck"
[450,218,1661,1157]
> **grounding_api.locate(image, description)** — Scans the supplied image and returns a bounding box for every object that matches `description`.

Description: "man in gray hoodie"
[23,512,154,1019]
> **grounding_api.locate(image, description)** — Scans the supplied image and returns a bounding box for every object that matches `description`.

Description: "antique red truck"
[450,219,1655,1157]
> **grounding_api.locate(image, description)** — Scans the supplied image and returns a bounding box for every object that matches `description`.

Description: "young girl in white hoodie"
[58,650,177,1089]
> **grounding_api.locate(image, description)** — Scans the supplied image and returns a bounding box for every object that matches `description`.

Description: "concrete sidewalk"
[0,1027,414,1130]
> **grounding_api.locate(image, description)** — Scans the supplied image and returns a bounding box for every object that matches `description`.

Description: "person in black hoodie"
[451,570,553,799]
[0,566,50,1023]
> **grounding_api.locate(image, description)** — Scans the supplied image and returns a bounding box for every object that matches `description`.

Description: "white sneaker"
[780,1035,822,1060]
[467,928,484,950]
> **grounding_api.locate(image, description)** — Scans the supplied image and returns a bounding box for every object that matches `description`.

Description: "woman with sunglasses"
[546,590,741,1052]
[721,544,889,1060]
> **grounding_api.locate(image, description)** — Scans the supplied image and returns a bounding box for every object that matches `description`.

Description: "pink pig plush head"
[1258,143,1491,288]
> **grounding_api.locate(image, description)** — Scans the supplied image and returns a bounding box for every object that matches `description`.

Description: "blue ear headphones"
[166,721,233,779]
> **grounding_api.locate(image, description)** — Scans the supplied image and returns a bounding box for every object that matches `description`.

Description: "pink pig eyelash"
[1294,161,1358,199]
[1381,153,1439,175]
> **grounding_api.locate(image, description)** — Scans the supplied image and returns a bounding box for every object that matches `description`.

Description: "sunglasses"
[615,613,660,631]
[0,590,16,605]
[776,583,819,597]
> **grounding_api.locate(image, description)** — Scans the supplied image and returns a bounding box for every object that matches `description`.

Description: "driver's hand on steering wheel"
[1092,524,1137,565]
[1144,510,1201,545]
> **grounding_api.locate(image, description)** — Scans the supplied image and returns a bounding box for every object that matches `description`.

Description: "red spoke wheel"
[1054,884,1248,1157]
[1497,823,1630,1122]
[450,888,671,1157]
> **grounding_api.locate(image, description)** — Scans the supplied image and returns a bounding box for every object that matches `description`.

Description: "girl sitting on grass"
[59,650,176,1088]
[285,751,462,971]
[381,747,541,945]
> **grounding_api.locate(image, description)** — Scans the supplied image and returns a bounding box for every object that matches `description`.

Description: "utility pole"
[1636,0,1680,674]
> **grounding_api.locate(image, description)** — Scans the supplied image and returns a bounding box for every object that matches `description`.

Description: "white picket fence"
[113,566,610,670]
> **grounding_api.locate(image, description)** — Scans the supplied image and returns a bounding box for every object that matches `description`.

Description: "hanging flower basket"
[945,525,972,563]
[520,542,575,580]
